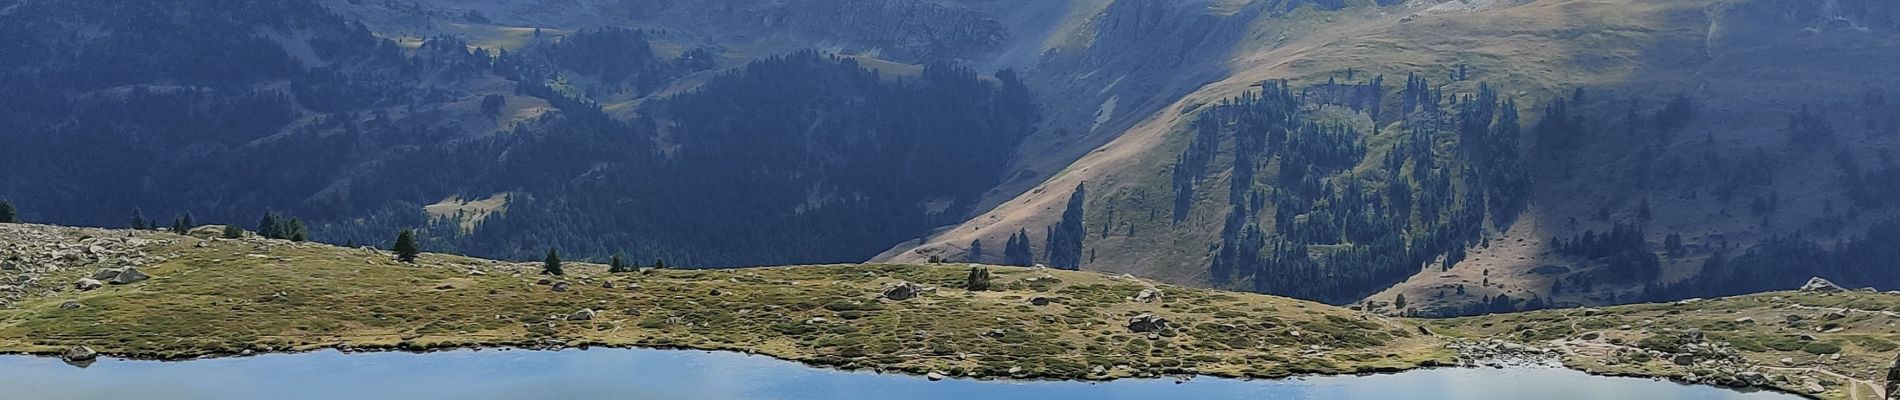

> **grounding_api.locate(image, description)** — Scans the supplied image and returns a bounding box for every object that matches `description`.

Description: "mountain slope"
[884,0,1900,314]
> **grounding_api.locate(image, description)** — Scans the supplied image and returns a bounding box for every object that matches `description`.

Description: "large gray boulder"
[92,267,150,285]
[108,267,148,284]
[1800,277,1846,293]
[881,282,923,301]
[1134,288,1163,303]
[62,346,97,362]
[1127,314,1170,333]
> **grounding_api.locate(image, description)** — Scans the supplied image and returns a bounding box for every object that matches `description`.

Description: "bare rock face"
[1800,277,1846,293]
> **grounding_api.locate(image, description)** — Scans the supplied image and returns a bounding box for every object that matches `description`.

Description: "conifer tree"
[258,213,282,239]
[131,207,149,230]
[1045,184,1086,270]
[0,200,14,223]
[543,248,565,276]
[609,253,627,273]
[965,265,992,291]
[286,218,309,242]
[221,224,244,239]
[393,229,420,263]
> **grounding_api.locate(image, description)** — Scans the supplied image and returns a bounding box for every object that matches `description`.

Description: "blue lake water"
[0,348,1801,400]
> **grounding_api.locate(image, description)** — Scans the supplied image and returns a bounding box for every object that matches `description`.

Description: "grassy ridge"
[0,226,1448,380]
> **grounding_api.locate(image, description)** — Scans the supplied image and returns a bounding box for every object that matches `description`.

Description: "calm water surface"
[0,348,1801,400]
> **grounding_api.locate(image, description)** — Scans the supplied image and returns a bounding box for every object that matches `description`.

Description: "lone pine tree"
[393,229,420,263]
[543,248,565,276]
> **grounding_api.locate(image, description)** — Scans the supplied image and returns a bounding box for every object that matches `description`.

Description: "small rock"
[59,300,81,309]
[1733,317,1755,324]
[1581,308,1604,316]
[926,372,945,381]
[1028,296,1050,306]
[551,282,570,292]
[602,281,614,289]
[73,278,102,291]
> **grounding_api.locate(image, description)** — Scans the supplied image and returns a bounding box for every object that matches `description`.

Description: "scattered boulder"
[983,329,1007,338]
[1800,277,1846,293]
[1733,317,1755,324]
[59,300,81,309]
[62,346,97,363]
[881,282,923,301]
[1127,314,1170,333]
[94,267,149,284]
[73,278,102,291]
[568,308,596,321]
[926,372,945,381]
[1670,353,1695,366]
[601,281,614,289]
[1804,380,1826,394]
[550,282,570,292]
[1578,332,1601,341]
[1134,288,1163,303]
[1581,308,1604,316]
[1028,296,1050,306]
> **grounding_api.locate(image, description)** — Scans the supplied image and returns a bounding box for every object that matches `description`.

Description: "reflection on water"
[0,348,1800,400]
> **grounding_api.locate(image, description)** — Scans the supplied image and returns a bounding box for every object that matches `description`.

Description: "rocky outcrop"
[1800,277,1846,293]
[0,224,167,306]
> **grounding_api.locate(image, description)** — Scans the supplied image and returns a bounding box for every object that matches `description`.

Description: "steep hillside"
[886,0,1900,314]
